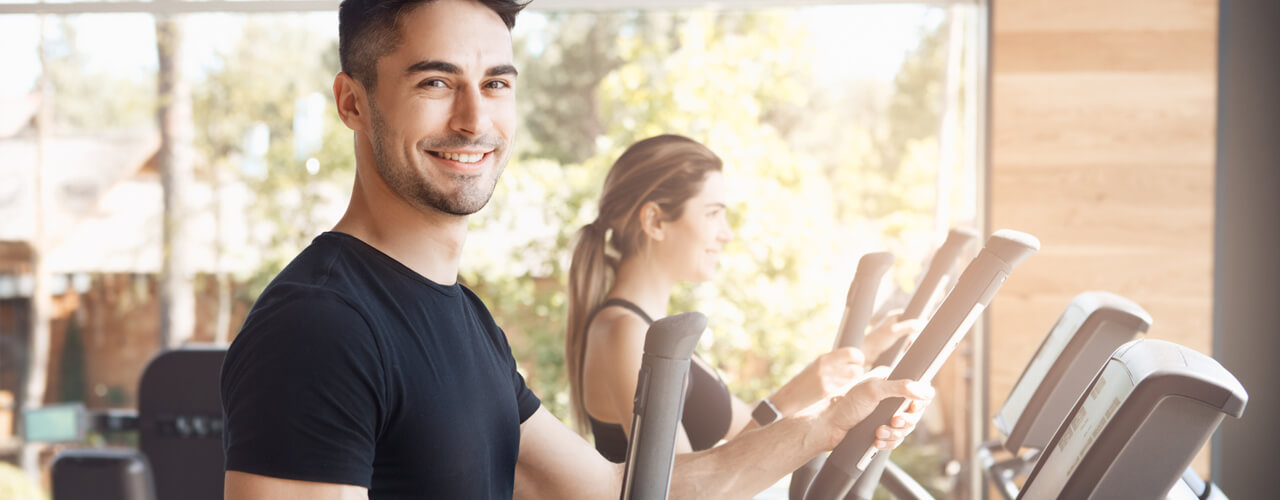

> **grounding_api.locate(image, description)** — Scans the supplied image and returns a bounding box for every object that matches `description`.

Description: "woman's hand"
[819,366,934,450]
[770,347,866,417]
[864,310,925,366]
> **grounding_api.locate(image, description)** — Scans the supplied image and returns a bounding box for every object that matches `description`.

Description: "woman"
[565,134,920,462]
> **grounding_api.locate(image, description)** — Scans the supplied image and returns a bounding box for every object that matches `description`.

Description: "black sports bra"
[585,298,733,463]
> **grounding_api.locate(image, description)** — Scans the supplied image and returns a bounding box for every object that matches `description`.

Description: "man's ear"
[333,72,370,132]
[639,201,666,242]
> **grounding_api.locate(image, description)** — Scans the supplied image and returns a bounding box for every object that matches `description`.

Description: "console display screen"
[996,304,1088,436]
[1021,361,1135,498]
[24,405,83,442]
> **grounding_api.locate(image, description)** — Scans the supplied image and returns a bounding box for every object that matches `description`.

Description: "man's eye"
[486,80,511,90]
[421,79,446,88]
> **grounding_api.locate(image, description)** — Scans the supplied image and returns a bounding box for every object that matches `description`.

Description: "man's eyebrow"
[404,60,518,78]
[487,64,518,78]
[406,60,460,76]
[706,202,727,209]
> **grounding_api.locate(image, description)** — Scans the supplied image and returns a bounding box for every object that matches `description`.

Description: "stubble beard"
[368,104,507,217]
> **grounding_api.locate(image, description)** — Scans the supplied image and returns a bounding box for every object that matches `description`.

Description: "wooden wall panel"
[990,0,1218,476]
[995,0,1216,32]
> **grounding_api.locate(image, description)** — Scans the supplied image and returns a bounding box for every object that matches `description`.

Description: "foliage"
[0,462,46,500]
[57,315,86,403]
[512,12,627,165]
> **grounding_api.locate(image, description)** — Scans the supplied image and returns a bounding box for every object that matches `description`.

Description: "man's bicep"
[225,470,368,500]
[514,407,623,500]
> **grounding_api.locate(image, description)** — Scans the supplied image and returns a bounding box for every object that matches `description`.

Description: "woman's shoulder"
[586,306,650,355]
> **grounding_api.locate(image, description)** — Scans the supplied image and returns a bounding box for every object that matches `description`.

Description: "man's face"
[366,0,517,216]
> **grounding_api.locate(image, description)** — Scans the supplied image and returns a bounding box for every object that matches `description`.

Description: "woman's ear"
[639,201,666,242]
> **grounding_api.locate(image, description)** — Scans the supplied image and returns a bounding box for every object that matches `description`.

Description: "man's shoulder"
[457,283,503,329]
[234,234,380,344]
[254,232,384,312]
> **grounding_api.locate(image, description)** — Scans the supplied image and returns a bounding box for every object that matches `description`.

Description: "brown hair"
[565,134,723,433]
[338,0,528,90]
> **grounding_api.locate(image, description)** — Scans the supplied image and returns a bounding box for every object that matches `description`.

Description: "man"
[220,0,934,498]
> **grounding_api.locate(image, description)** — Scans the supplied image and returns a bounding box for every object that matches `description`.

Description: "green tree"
[513,12,626,164]
[57,316,85,403]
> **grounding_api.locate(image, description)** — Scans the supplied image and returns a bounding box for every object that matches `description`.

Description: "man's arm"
[514,407,625,499]
[225,471,368,500]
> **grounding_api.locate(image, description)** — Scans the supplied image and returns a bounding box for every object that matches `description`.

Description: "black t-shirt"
[221,232,541,499]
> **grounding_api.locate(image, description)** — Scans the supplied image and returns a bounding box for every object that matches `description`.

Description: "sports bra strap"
[590,297,655,326]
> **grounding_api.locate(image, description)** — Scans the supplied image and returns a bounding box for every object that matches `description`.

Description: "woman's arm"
[750,313,925,429]
[725,346,866,440]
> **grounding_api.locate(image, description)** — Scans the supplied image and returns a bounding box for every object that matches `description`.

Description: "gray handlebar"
[643,311,707,361]
[900,228,978,321]
[835,252,895,350]
[620,312,708,500]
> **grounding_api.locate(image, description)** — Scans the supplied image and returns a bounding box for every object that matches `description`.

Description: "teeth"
[433,151,484,163]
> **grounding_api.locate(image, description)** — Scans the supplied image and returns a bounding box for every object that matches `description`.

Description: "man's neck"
[333,166,468,285]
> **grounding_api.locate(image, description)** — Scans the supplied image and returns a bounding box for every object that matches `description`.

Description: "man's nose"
[450,86,489,136]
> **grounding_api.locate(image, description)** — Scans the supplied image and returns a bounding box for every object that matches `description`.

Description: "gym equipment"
[1017,339,1246,499]
[41,346,225,500]
[804,229,1039,500]
[620,312,708,500]
[834,252,896,351]
[978,291,1151,499]
[138,347,225,500]
[995,291,1153,452]
[51,448,155,500]
[872,228,980,368]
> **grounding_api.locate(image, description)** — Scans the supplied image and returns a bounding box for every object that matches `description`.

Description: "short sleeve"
[221,289,384,487]
[512,362,541,423]
[491,326,540,423]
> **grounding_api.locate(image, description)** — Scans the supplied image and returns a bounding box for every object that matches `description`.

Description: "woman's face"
[654,171,734,282]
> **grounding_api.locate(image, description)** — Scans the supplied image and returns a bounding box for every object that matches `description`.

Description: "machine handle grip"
[643,312,707,360]
[901,228,978,321]
[835,252,895,350]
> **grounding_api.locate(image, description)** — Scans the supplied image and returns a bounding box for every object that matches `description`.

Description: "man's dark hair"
[338,0,528,90]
